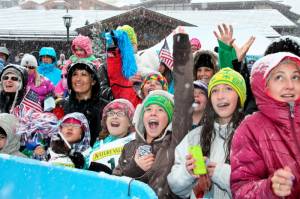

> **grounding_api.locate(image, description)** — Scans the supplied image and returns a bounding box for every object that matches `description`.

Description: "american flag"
[20,89,42,112]
[159,39,173,70]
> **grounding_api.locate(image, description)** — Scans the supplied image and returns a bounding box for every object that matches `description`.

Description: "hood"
[0,64,28,107]
[250,52,300,125]
[67,61,100,100]
[39,47,57,64]
[71,35,93,58]
[193,50,218,78]
[0,113,20,154]
[60,112,91,153]
[133,90,174,143]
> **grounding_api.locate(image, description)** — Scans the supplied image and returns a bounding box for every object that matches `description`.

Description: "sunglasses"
[2,75,19,81]
[61,74,67,78]
[25,66,35,70]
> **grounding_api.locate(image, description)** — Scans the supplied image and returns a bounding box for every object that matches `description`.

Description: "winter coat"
[113,33,194,199]
[230,52,300,198]
[27,73,54,102]
[48,112,91,168]
[0,64,28,113]
[37,63,61,86]
[168,123,232,199]
[0,113,27,158]
[193,50,218,80]
[62,62,107,146]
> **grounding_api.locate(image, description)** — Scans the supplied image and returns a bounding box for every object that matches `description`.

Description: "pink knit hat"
[190,38,201,50]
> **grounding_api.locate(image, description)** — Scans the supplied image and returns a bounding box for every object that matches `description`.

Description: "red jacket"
[230,52,300,198]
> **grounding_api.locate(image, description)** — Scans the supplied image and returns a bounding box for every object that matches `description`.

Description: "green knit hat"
[143,95,174,122]
[208,67,247,107]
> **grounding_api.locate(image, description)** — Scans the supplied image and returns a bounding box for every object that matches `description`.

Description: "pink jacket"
[230,52,300,198]
[27,73,55,102]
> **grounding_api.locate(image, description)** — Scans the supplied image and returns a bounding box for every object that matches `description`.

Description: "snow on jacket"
[27,73,54,102]
[113,33,194,199]
[230,52,300,198]
[168,123,232,199]
[0,113,26,158]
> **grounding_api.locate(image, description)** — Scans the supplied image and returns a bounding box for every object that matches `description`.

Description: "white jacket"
[167,123,232,199]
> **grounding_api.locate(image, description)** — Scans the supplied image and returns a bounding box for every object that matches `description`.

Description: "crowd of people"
[0,24,299,198]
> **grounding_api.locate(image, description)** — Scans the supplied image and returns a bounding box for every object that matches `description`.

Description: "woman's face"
[71,69,95,99]
[193,88,207,113]
[143,104,169,143]
[2,73,20,93]
[60,123,83,144]
[267,62,300,103]
[196,67,214,84]
[0,134,7,150]
[142,80,163,97]
[41,56,53,64]
[106,108,130,138]
[25,66,35,75]
[210,84,239,124]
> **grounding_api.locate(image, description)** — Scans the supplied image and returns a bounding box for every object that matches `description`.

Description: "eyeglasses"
[2,75,19,81]
[25,66,35,70]
[61,123,81,129]
[107,111,126,117]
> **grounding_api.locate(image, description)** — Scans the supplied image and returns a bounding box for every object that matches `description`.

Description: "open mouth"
[148,119,159,129]
[216,102,230,108]
[110,121,120,128]
[281,94,295,99]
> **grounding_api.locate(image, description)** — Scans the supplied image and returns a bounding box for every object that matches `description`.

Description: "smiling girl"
[87,99,135,172]
[168,67,246,199]
[231,52,300,198]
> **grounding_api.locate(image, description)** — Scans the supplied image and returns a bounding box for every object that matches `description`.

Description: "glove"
[69,151,85,169]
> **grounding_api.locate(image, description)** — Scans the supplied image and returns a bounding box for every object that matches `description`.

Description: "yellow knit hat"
[208,67,247,108]
[117,25,137,45]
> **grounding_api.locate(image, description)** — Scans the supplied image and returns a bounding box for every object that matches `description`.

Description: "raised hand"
[213,24,235,46]
[232,36,256,62]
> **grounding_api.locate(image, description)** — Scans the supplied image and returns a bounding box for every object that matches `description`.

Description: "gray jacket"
[0,113,26,157]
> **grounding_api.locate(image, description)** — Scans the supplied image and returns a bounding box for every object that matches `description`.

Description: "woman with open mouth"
[168,67,246,199]
[0,64,27,113]
[231,52,300,198]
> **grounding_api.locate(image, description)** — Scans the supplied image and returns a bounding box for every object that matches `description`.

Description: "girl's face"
[106,108,130,138]
[41,56,53,64]
[60,122,83,144]
[142,80,163,97]
[143,104,169,143]
[74,46,86,58]
[71,69,95,99]
[0,134,7,150]
[194,88,207,112]
[196,67,214,84]
[267,62,300,103]
[2,73,20,93]
[211,84,239,124]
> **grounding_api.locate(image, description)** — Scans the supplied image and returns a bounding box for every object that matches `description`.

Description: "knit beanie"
[21,53,38,68]
[101,99,135,131]
[195,53,214,70]
[117,25,138,45]
[193,80,208,96]
[141,72,168,91]
[143,94,174,122]
[208,67,246,108]
[190,38,201,50]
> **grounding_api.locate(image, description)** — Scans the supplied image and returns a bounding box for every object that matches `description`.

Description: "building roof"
[159,9,296,37]
[0,7,296,40]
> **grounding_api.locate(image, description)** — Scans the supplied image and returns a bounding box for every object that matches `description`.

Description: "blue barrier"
[0,154,157,199]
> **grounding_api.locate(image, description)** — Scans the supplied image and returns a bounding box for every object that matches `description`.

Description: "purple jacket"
[230,52,300,198]
[27,73,55,102]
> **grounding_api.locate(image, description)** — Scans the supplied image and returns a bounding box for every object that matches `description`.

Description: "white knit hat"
[20,53,38,68]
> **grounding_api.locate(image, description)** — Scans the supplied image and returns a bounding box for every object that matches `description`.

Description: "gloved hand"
[69,150,85,169]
